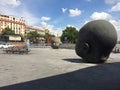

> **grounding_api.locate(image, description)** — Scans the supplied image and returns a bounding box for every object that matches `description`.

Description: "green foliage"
[2,28,15,35]
[27,31,44,43]
[27,31,55,39]
[27,31,42,39]
[44,32,55,39]
[61,26,78,43]
[27,31,55,43]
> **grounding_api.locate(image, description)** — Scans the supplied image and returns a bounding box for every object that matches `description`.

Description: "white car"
[0,43,14,48]
[7,43,14,47]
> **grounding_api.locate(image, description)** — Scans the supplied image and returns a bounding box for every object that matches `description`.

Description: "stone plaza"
[0,48,120,90]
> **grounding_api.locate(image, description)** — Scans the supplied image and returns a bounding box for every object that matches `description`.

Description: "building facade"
[26,26,45,35]
[0,14,26,35]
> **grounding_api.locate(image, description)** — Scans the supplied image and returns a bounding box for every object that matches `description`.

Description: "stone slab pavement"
[0,48,120,90]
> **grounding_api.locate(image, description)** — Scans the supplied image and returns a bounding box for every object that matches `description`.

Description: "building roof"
[26,25,44,32]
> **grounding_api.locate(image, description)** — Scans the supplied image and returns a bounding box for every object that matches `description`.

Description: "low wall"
[59,44,75,49]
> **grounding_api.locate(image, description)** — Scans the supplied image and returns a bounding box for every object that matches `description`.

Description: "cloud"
[53,28,63,37]
[105,0,120,4]
[40,21,54,31]
[40,16,51,21]
[117,30,120,41]
[0,1,40,25]
[90,12,112,20]
[108,20,120,41]
[85,11,120,40]
[110,2,120,12]
[83,20,90,25]
[67,24,75,27]
[109,20,120,31]
[21,11,40,25]
[66,24,79,30]
[0,0,21,7]
[69,8,82,17]
[40,22,63,36]
[0,7,39,25]
[90,12,120,31]
[40,21,47,27]
[109,20,120,41]
[86,0,91,2]
[62,8,67,13]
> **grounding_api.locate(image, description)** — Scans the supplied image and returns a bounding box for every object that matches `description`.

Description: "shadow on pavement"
[63,58,82,63]
[1,62,120,90]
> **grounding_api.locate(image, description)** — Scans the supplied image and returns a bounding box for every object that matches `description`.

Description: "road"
[0,48,120,90]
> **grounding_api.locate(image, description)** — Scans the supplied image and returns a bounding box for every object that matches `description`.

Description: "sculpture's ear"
[75,42,90,57]
[82,43,89,55]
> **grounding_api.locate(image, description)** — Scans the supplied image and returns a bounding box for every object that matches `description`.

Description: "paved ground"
[0,48,120,90]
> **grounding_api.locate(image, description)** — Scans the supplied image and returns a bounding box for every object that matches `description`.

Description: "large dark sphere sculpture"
[75,20,117,63]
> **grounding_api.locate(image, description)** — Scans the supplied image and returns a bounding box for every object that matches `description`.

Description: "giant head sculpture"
[75,20,117,63]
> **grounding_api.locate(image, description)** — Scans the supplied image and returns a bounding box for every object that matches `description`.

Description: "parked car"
[0,43,14,49]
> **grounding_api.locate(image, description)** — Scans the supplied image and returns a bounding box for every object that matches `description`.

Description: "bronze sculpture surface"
[75,20,117,63]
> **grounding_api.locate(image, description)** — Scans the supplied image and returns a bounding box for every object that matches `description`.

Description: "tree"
[27,31,40,39]
[27,31,44,43]
[44,32,55,39]
[2,28,15,35]
[61,26,78,43]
